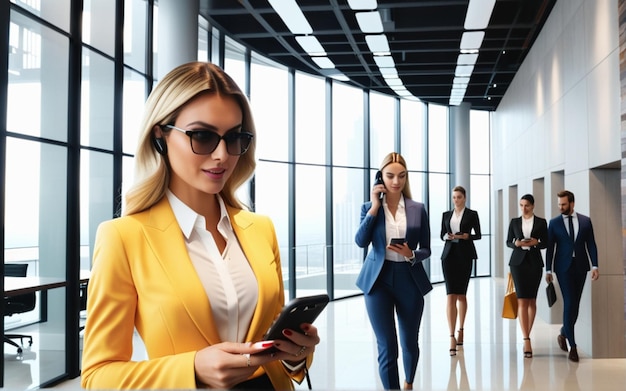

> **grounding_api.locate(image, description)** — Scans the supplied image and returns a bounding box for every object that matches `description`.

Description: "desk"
[3,276,67,388]
[4,277,66,297]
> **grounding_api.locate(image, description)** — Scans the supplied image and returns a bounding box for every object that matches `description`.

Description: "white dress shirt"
[166,190,258,343]
[521,215,534,250]
[383,195,408,262]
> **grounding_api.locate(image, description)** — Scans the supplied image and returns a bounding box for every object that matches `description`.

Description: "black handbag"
[546,282,557,307]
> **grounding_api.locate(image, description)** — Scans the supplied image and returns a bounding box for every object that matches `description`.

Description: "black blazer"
[505,215,548,267]
[440,208,481,260]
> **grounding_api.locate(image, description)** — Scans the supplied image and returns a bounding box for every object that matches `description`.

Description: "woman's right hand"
[368,184,384,215]
[193,342,276,389]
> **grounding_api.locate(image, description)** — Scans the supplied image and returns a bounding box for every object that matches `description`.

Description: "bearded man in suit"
[545,190,599,362]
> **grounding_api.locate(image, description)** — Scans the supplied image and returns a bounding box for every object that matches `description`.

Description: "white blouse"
[166,190,258,343]
[383,195,407,262]
[521,215,534,250]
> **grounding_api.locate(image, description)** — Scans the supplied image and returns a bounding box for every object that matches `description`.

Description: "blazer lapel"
[143,198,221,345]
[228,207,283,343]
[405,200,417,225]
[516,217,523,237]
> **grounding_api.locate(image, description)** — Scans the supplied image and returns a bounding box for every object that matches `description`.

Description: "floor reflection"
[7,277,626,391]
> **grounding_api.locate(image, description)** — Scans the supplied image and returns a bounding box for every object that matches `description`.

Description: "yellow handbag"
[502,273,518,319]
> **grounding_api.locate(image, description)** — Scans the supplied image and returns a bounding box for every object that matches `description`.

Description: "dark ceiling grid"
[199,0,556,111]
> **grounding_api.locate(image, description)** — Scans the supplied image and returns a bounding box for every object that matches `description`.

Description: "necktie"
[568,215,574,242]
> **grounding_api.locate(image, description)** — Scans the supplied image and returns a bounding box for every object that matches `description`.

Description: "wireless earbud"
[153,137,167,155]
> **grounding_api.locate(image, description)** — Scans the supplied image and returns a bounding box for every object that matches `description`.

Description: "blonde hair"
[124,62,256,215]
[379,152,412,199]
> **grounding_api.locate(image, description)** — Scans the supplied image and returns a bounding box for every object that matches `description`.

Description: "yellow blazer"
[81,197,310,389]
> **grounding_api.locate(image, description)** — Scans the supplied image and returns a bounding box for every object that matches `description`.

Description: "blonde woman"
[81,62,319,390]
[355,152,433,390]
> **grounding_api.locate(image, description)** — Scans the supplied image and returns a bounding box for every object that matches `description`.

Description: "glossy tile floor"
[7,276,626,390]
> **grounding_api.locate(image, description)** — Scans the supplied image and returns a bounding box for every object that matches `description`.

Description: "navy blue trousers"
[556,264,587,348]
[363,261,425,390]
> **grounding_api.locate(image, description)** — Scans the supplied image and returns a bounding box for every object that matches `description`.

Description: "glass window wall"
[224,36,246,89]
[122,69,147,155]
[369,91,395,167]
[83,0,116,57]
[124,0,148,72]
[332,83,364,298]
[1,5,492,386]
[81,49,114,150]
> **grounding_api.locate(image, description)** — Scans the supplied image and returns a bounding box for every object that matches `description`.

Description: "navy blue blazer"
[354,198,433,296]
[439,208,481,261]
[505,215,548,267]
[546,213,598,274]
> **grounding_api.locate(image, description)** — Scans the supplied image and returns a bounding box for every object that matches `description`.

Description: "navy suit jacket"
[546,213,598,274]
[439,208,481,260]
[354,198,433,296]
[505,215,548,267]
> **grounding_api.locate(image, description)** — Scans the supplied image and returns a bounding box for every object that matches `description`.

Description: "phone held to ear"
[374,170,385,200]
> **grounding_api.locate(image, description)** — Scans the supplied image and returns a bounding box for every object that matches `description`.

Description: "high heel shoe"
[523,337,533,358]
[456,328,464,346]
[449,335,457,356]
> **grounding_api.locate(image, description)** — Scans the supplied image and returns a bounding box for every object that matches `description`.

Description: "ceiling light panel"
[379,67,398,77]
[312,56,335,69]
[295,36,326,56]
[347,0,377,10]
[365,34,390,53]
[267,0,312,35]
[455,64,474,76]
[329,72,350,81]
[464,0,496,30]
[373,55,395,68]
[385,78,403,86]
[460,31,485,50]
[355,11,384,33]
[457,53,478,65]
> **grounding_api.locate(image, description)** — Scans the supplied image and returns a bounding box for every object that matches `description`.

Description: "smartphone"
[374,170,385,200]
[260,294,330,353]
[390,238,405,245]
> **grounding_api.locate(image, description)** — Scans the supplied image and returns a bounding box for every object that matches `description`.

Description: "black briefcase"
[546,282,557,307]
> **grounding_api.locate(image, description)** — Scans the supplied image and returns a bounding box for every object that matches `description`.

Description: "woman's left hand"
[387,242,412,258]
[266,323,320,364]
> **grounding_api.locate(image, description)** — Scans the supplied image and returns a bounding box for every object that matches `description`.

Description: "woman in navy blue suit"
[355,152,433,390]
[506,194,548,358]
[440,185,481,356]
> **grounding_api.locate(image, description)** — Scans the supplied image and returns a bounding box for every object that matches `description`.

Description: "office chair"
[79,281,88,332]
[4,263,35,354]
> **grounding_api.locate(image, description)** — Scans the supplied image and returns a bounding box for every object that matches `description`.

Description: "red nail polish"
[262,342,274,348]
[283,329,293,336]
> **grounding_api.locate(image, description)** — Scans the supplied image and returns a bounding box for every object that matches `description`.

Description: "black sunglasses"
[165,125,253,156]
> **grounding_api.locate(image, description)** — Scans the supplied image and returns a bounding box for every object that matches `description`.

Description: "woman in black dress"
[440,186,481,356]
[506,194,548,358]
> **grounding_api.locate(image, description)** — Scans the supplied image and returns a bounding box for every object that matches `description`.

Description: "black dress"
[440,208,482,295]
[506,215,548,299]
[442,244,474,294]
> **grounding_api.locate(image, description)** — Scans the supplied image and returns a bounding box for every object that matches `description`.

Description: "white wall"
[491,0,624,358]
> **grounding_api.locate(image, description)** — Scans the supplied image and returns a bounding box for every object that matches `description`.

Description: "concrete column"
[449,103,471,205]
[157,0,199,79]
